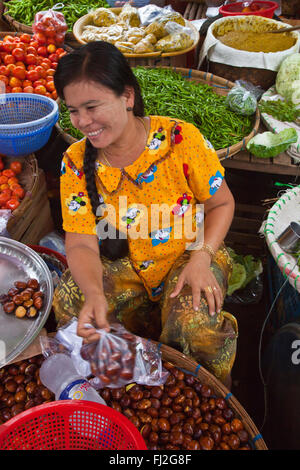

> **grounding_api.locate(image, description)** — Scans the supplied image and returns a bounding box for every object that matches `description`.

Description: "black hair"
[55,42,144,260]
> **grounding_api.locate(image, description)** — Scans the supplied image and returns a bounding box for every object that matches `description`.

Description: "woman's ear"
[123,86,135,109]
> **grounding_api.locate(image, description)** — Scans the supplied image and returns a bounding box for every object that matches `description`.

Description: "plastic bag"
[225,85,257,116]
[80,323,169,389]
[138,4,173,26]
[40,319,92,377]
[39,231,66,256]
[0,210,13,237]
[32,3,68,47]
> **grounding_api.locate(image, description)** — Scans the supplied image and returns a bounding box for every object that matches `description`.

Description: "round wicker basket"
[56,67,260,161]
[73,8,200,59]
[264,185,300,294]
[158,342,268,450]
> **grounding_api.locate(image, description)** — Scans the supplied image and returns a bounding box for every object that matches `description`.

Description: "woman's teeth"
[87,129,103,137]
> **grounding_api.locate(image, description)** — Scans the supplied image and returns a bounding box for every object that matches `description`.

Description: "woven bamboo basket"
[56,68,260,161]
[155,343,267,450]
[263,185,300,294]
[72,7,200,62]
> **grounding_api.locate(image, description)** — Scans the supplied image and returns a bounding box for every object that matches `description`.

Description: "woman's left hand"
[169,255,223,316]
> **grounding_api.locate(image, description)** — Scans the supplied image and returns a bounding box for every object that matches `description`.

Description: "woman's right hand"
[77,292,109,342]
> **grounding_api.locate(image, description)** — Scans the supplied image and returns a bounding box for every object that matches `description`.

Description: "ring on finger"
[205,286,213,294]
[213,286,217,292]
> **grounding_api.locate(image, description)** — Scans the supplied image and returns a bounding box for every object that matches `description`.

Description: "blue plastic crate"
[0,93,59,156]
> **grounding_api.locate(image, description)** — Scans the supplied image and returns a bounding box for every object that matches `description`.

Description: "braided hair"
[54,41,144,260]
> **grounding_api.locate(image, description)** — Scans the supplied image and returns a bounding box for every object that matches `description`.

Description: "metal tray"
[0,237,54,367]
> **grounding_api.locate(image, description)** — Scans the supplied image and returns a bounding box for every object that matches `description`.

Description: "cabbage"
[225,86,257,116]
[246,128,298,158]
[276,53,300,105]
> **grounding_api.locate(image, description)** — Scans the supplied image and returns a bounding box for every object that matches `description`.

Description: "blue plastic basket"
[0,93,59,156]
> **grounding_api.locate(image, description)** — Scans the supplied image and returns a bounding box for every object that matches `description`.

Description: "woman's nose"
[77,110,93,129]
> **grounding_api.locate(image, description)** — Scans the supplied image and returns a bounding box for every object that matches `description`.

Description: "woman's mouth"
[86,128,103,138]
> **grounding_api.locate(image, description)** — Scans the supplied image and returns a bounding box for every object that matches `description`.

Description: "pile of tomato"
[0,156,25,211]
[0,33,66,99]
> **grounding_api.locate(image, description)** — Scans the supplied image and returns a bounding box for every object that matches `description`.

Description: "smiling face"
[63,79,134,149]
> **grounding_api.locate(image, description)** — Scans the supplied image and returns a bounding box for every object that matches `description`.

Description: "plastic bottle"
[39,353,107,405]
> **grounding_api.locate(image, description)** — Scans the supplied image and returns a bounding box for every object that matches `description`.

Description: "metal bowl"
[0,237,53,366]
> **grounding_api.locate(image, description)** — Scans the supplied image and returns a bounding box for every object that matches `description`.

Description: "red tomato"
[16,42,27,52]
[12,186,25,199]
[3,55,15,65]
[35,65,47,78]
[0,175,8,184]
[22,79,32,87]
[6,198,20,211]
[9,161,22,174]
[6,63,16,75]
[2,42,14,54]
[7,176,19,186]
[26,46,37,55]
[0,65,9,76]
[55,48,64,56]
[26,69,40,82]
[33,79,46,88]
[12,66,26,80]
[51,61,58,70]
[34,32,47,46]
[1,188,12,197]
[0,192,10,206]
[51,90,57,100]
[11,86,23,93]
[12,48,25,62]
[48,53,59,63]
[34,85,47,95]
[2,169,15,178]
[9,76,22,88]
[46,68,55,76]
[2,35,14,42]
[0,183,9,191]
[23,85,34,93]
[14,61,26,69]
[20,34,31,44]
[29,40,39,50]
[37,46,48,57]
[45,80,55,92]
[55,33,65,45]
[25,54,37,66]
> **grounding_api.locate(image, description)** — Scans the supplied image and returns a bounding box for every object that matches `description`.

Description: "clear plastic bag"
[80,323,169,389]
[32,3,68,47]
[225,85,257,116]
[0,210,13,237]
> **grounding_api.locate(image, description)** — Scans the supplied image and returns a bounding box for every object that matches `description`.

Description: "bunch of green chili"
[58,102,84,140]
[133,67,253,150]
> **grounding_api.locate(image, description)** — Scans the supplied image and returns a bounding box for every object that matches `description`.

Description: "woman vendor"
[53,41,237,387]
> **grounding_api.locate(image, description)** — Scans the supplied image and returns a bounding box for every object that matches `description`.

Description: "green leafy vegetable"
[4,0,109,31]
[258,99,300,123]
[246,128,298,158]
[133,67,253,150]
[225,86,257,116]
[275,53,300,105]
[227,247,263,295]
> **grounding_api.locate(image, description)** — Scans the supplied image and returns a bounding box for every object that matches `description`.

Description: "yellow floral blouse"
[60,115,225,300]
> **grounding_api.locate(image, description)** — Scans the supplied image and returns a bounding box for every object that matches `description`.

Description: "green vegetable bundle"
[4,0,109,31]
[258,99,300,123]
[225,86,257,116]
[133,67,253,151]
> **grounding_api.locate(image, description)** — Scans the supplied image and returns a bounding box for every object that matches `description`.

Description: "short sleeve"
[182,122,225,202]
[60,147,96,235]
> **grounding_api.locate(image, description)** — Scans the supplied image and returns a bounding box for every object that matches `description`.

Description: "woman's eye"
[69,110,77,114]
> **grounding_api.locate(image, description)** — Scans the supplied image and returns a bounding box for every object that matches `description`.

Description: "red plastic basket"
[219,1,278,18]
[0,401,148,450]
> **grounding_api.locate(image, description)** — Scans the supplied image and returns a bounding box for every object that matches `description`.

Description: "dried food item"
[144,21,166,40]
[118,4,140,27]
[126,27,146,44]
[158,11,185,28]
[114,41,134,53]
[91,7,117,27]
[134,37,155,54]
[1,278,44,319]
[155,32,193,53]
